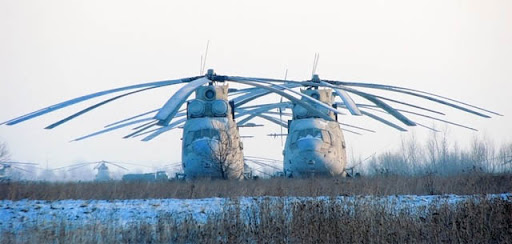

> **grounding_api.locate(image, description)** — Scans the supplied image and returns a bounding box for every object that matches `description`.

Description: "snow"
[0,194,510,234]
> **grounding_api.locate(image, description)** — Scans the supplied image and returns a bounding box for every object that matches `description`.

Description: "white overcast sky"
[0,0,511,171]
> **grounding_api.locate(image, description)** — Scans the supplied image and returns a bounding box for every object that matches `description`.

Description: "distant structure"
[94,162,111,181]
[122,171,169,182]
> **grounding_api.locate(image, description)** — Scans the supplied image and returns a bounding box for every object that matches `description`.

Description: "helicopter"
[1,68,500,179]
[56,160,129,181]
[230,72,500,177]
[0,161,39,182]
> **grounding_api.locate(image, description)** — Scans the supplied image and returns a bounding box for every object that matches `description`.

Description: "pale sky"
[1,0,511,173]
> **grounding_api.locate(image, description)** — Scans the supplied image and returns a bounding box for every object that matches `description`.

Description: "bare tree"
[0,141,10,162]
[203,130,243,180]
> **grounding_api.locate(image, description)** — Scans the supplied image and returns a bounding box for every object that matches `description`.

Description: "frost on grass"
[1,194,510,235]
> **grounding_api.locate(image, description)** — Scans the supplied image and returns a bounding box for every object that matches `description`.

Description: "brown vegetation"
[1,196,510,243]
[1,173,510,200]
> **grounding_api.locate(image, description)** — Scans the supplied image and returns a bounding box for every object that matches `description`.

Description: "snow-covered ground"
[1,194,511,235]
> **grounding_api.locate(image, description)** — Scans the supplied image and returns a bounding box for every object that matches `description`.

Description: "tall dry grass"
[1,173,510,200]
[1,196,510,243]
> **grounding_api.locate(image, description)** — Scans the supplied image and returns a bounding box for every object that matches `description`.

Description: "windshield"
[185,129,221,145]
[291,128,331,144]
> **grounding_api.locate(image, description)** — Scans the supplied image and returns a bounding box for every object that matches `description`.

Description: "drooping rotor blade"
[238,102,293,110]
[71,117,155,142]
[124,121,159,138]
[66,163,96,172]
[359,109,407,132]
[45,86,159,129]
[141,118,187,141]
[236,103,291,125]
[325,80,501,117]
[346,88,417,126]
[0,161,38,165]
[229,77,345,117]
[132,120,159,131]
[102,161,129,171]
[231,77,412,126]
[261,111,293,117]
[324,79,496,118]
[104,109,159,128]
[339,127,363,136]
[415,122,441,132]
[227,80,337,121]
[339,123,376,133]
[361,105,478,131]
[52,162,92,171]
[320,81,362,116]
[252,113,288,128]
[232,82,302,107]
[155,77,211,125]
[11,166,34,173]
[2,76,201,126]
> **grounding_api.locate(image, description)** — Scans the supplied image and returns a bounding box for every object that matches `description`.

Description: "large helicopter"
[230,72,500,177]
[1,69,500,179]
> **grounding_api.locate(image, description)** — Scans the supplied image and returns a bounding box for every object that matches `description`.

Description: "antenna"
[200,55,203,75]
[201,40,210,75]
[312,53,320,76]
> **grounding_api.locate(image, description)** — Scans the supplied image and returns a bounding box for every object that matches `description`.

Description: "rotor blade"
[339,123,376,133]
[361,105,478,131]
[228,77,345,117]
[11,166,33,173]
[415,122,441,132]
[67,163,94,172]
[45,86,159,129]
[236,103,291,125]
[346,88,417,126]
[2,76,200,126]
[320,81,362,116]
[124,121,159,138]
[227,80,335,121]
[326,80,501,117]
[132,120,159,131]
[52,162,93,171]
[255,113,288,128]
[71,117,155,142]
[0,161,38,165]
[324,80,496,118]
[141,118,187,141]
[104,162,129,171]
[104,109,159,128]
[155,77,211,125]
[238,102,293,110]
[339,127,363,136]
[359,109,408,132]
[232,83,302,107]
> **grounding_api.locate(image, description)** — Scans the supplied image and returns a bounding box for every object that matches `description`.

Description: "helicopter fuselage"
[181,84,244,180]
[283,118,346,177]
[283,88,347,177]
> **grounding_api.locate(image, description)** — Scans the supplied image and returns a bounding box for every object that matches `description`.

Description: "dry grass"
[1,196,510,243]
[0,172,510,200]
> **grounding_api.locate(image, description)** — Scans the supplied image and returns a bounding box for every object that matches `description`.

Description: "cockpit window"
[185,129,221,145]
[291,128,323,142]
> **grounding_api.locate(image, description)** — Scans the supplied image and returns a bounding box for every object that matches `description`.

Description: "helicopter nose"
[297,137,323,151]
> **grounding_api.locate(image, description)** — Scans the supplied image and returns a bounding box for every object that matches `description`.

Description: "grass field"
[1,173,511,243]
